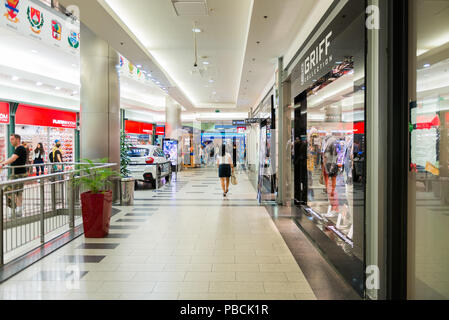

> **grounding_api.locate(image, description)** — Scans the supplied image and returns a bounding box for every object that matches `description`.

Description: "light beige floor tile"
[98,281,156,293]
[184,272,235,282]
[285,272,308,282]
[117,264,166,272]
[214,250,256,256]
[65,293,122,300]
[81,271,137,281]
[153,282,210,293]
[178,293,236,300]
[294,293,318,300]
[259,264,301,272]
[236,272,288,282]
[147,255,192,264]
[212,264,260,272]
[120,293,179,300]
[263,282,314,294]
[209,282,264,293]
[163,264,212,272]
[191,256,235,264]
[236,293,296,300]
[131,272,186,282]
[236,256,280,264]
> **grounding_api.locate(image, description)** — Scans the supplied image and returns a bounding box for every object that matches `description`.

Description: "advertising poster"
[163,139,178,166]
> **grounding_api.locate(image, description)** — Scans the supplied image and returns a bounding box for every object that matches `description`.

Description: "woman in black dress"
[217,144,234,197]
[33,143,45,176]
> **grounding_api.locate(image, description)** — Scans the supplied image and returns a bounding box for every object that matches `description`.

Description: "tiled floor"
[0,169,317,300]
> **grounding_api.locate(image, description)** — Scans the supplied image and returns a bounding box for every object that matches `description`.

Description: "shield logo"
[52,20,62,40]
[68,31,80,49]
[27,6,44,34]
[4,0,20,23]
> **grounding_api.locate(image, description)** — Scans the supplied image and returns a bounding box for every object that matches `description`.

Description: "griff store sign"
[301,31,333,86]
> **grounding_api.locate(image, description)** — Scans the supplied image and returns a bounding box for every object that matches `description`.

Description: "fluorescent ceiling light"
[136,64,142,68]
[36,82,43,86]
[423,63,431,68]
[55,86,61,90]
[192,28,202,33]
[208,79,214,83]
[12,76,19,81]
[202,61,210,65]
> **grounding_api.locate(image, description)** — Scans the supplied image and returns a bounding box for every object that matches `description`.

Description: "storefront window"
[289,0,366,296]
[409,0,449,300]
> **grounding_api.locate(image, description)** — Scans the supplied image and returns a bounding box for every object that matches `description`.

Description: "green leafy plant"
[74,158,118,194]
[120,132,132,178]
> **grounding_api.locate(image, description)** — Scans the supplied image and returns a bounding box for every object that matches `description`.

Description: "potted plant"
[75,159,117,238]
[119,132,135,205]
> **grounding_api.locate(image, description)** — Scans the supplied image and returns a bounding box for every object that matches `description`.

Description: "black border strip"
[386,0,409,300]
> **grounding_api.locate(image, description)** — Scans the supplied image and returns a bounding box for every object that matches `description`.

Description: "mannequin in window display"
[307,128,319,201]
[321,133,340,217]
[337,135,354,233]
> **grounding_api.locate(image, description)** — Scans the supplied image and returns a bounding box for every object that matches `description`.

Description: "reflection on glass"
[410,0,449,300]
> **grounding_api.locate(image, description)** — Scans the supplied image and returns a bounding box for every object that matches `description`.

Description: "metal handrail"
[0,163,116,187]
[0,162,117,267]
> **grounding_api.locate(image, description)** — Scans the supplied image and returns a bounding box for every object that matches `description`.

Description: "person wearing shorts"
[0,134,28,218]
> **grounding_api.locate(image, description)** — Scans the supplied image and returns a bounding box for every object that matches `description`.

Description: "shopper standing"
[49,140,63,172]
[217,144,233,197]
[33,142,45,176]
[0,134,29,218]
[22,142,31,174]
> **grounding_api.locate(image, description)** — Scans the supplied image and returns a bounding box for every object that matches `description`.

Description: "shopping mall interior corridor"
[0,169,325,300]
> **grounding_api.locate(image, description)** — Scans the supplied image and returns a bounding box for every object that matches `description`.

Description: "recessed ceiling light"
[203,61,210,65]
[136,64,142,68]
[192,28,202,33]
[31,50,38,54]
[55,86,61,90]
[12,76,19,81]
[209,79,214,83]
[423,63,431,68]
[36,82,43,86]
[72,91,78,95]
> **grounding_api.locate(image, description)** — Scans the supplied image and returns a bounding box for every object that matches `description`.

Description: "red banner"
[16,105,77,129]
[125,120,153,134]
[156,126,165,136]
[0,102,9,124]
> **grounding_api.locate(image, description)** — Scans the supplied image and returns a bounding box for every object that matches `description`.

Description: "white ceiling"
[103,0,253,111]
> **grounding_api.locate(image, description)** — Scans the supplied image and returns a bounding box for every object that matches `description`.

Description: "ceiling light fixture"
[192,28,202,33]
[423,63,431,68]
[55,86,61,90]
[136,64,142,68]
[31,49,38,54]
[36,82,43,86]
[209,79,214,83]
[72,91,78,95]
[203,61,210,65]
[12,76,19,81]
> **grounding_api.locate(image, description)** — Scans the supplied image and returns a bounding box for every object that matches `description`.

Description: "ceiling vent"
[171,0,209,16]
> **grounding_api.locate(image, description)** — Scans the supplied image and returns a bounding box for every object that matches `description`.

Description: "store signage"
[156,126,165,136]
[245,118,262,124]
[16,104,76,129]
[125,120,153,134]
[301,31,333,86]
[0,102,10,123]
[0,0,80,55]
[237,127,246,133]
[232,120,246,125]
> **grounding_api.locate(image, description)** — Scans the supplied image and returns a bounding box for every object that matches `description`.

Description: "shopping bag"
[231,174,238,185]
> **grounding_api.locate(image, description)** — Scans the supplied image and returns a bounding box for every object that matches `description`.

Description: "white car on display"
[127,145,171,187]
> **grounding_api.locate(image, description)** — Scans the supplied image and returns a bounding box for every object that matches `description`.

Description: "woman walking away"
[33,143,45,176]
[217,144,233,197]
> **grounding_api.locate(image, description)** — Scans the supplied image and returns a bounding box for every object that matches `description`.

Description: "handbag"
[231,173,238,185]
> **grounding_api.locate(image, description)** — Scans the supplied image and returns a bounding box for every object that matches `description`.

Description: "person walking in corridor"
[33,142,45,176]
[49,140,63,172]
[217,144,233,197]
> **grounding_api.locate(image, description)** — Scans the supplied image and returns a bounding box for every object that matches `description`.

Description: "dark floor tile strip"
[115,219,147,223]
[77,243,120,250]
[130,204,260,207]
[126,213,154,217]
[0,225,84,284]
[60,255,106,263]
[109,225,140,230]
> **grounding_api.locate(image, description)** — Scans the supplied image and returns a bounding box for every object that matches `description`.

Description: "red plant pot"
[80,190,112,238]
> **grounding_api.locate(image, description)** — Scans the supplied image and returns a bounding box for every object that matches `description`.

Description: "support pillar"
[80,23,120,170]
[165,97,182,170]
[7,102,19,158]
